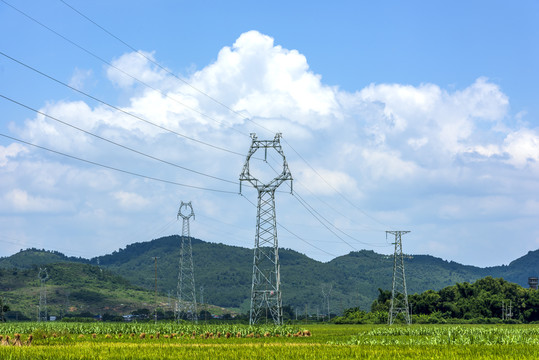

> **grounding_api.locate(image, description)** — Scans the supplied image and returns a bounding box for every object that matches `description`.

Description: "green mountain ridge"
[1,237,538,317]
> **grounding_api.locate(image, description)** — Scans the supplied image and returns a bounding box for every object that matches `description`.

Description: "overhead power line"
[59,0,252,129]
[0,132,237,194]
[281,137,396,231]
[240,194,337,258]
[264,152,390,249]
[3,0,397,248]
[0,94,237,185]
[57,0,282,140]
[292,191,390,248]
[292,192,357,251]
[0,51,246,158]
[293,180,388,233]
[0,0,249,136]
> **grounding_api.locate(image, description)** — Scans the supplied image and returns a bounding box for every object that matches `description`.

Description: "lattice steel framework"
[240,133,293,325]
[176,201,197,322]
[38,268,48,322]
[387,231,411,325]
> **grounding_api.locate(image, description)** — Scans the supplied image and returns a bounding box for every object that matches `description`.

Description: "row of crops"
[331,324,539,345]
[3,323,539,359]
[0,321,306,341]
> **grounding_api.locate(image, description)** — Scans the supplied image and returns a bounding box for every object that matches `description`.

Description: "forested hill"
[491,249,539,287]
[2,236,539,313]
[0,248,89,268]
[0,262,163,320]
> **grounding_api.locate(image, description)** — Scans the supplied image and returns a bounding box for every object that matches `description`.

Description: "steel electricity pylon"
[387,230,411,325]
[38,267,48,322]
[240,133,293,325]
[176,201,197,322]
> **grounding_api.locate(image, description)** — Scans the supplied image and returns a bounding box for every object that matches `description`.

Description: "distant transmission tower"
[240,133,293,325]
[387,231,411,325]
[321,283,333,322]
[38,268,49,322]
[176,201,197,322]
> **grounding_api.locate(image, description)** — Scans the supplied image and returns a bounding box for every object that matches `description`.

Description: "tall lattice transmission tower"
[387,231,411,325]
[176,201,197,322]
[38,268,48,322]
[240,133,293,325]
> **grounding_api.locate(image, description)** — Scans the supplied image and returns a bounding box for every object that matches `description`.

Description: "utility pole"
[507,301,513,320]
[64,290,70,320]
[200,286,203,307]
[176,201,197,322]
[387,231,411,325]
[240,133,293,325]
[153,256,159,324]
[38,268,48,322]
[200,285,206,323]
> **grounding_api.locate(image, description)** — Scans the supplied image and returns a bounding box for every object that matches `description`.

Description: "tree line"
[335,276,539,324]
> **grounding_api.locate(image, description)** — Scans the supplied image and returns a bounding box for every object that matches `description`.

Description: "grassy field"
[1,322,539,359]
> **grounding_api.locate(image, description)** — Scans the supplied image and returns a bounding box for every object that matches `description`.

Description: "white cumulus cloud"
[2,30,538,267]
[189,30,343,130]
[69,68,94,89]
[0,143,28,166]
[106,51,168,89]
[3,189,72,213]
[502,128,539,168]
[112,191,150,210]
[294,165,359,196]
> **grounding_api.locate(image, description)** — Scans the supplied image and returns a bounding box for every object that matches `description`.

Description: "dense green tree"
[131,308,151,318]
[361,276,539,324]
[0,299,9,322]
[370,289,391,312]
[199,309,212,321]
[102,313,123,322]
[282,305,295,320]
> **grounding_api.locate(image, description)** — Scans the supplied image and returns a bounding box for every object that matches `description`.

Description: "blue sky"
[1,0,538,267]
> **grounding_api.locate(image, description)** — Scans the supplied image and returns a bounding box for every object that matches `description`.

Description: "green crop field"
[1,322,539,359]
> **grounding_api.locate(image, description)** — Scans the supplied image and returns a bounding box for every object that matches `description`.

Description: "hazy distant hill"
[2,237,539,315]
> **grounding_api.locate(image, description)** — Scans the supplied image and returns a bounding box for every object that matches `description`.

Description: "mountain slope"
[490,249,539,286]
[92,236,510,312]
[3,237,539,314]
[0,262,163,320]
[0,248,88,269]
